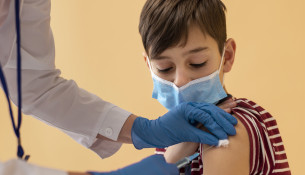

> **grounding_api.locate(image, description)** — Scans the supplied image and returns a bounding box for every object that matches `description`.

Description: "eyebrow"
[151,55,170,60]
[151,47,209,60]
[183,47,209,56]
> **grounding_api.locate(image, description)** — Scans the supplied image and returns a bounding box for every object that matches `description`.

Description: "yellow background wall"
[0,0,304,174]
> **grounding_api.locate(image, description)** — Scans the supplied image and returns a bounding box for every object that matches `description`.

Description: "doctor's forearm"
[97,114,138,144]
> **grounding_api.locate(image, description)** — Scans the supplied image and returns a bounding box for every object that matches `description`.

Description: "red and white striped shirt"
[156,98,291,175]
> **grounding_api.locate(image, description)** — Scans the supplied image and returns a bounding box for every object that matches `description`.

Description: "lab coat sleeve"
[0,159,67,175]
[0,0,131,158]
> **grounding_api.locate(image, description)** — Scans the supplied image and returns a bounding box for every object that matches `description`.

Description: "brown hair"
[139,0,227,59]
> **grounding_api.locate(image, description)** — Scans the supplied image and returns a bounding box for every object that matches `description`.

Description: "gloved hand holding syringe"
[175,143,227,169]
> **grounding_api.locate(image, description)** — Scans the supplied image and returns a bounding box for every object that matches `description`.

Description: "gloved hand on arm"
[132,102,238,149]
[84,101,237,175]
[71,101,236,175]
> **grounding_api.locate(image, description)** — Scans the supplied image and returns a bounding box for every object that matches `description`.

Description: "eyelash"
[157,62,207,73]
[158,67,173,73]
[190,61,207,68]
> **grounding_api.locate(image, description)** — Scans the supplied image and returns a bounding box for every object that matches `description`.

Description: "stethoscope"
[0,0,29,161]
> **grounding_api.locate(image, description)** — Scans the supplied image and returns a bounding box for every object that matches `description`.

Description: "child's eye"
[190,62,207,68]
[158,67,173,73]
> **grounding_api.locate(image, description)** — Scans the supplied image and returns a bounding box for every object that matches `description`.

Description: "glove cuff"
[131,117,159,149]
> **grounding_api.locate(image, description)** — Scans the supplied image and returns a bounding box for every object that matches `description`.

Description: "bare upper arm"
[201,115,250,175]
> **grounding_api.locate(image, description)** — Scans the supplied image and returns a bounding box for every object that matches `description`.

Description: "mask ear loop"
[146,56,154,75]
[218,46,226,72]
[218,46,226,84]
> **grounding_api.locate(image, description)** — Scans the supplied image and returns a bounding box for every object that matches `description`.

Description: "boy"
[139,0,291,174]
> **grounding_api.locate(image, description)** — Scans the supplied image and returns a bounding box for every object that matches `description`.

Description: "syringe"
[175,145,217,169]
[175,152,200,169]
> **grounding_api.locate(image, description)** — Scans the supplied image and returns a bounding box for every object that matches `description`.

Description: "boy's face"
[144,25,236,88]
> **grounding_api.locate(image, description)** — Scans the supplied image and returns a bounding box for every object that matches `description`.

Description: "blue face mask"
[147,49,227,110]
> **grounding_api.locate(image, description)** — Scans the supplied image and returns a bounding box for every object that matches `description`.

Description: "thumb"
[188,127,219,146]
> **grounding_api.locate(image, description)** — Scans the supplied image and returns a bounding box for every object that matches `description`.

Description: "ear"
[223,38,236,73]
[143,52,150,69]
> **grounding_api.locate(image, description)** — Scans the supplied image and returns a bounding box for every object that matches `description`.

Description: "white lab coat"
[0,0,131,174]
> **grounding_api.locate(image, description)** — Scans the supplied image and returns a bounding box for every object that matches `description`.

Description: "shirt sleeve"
[0,159,67,175]
[0,0,131,158]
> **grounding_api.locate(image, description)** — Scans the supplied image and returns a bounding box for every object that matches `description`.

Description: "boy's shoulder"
[234,98,272,118]
[232,97,291,175]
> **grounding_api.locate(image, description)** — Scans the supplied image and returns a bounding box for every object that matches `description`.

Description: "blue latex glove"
[88,155,178,175]
[132,102,238,149]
